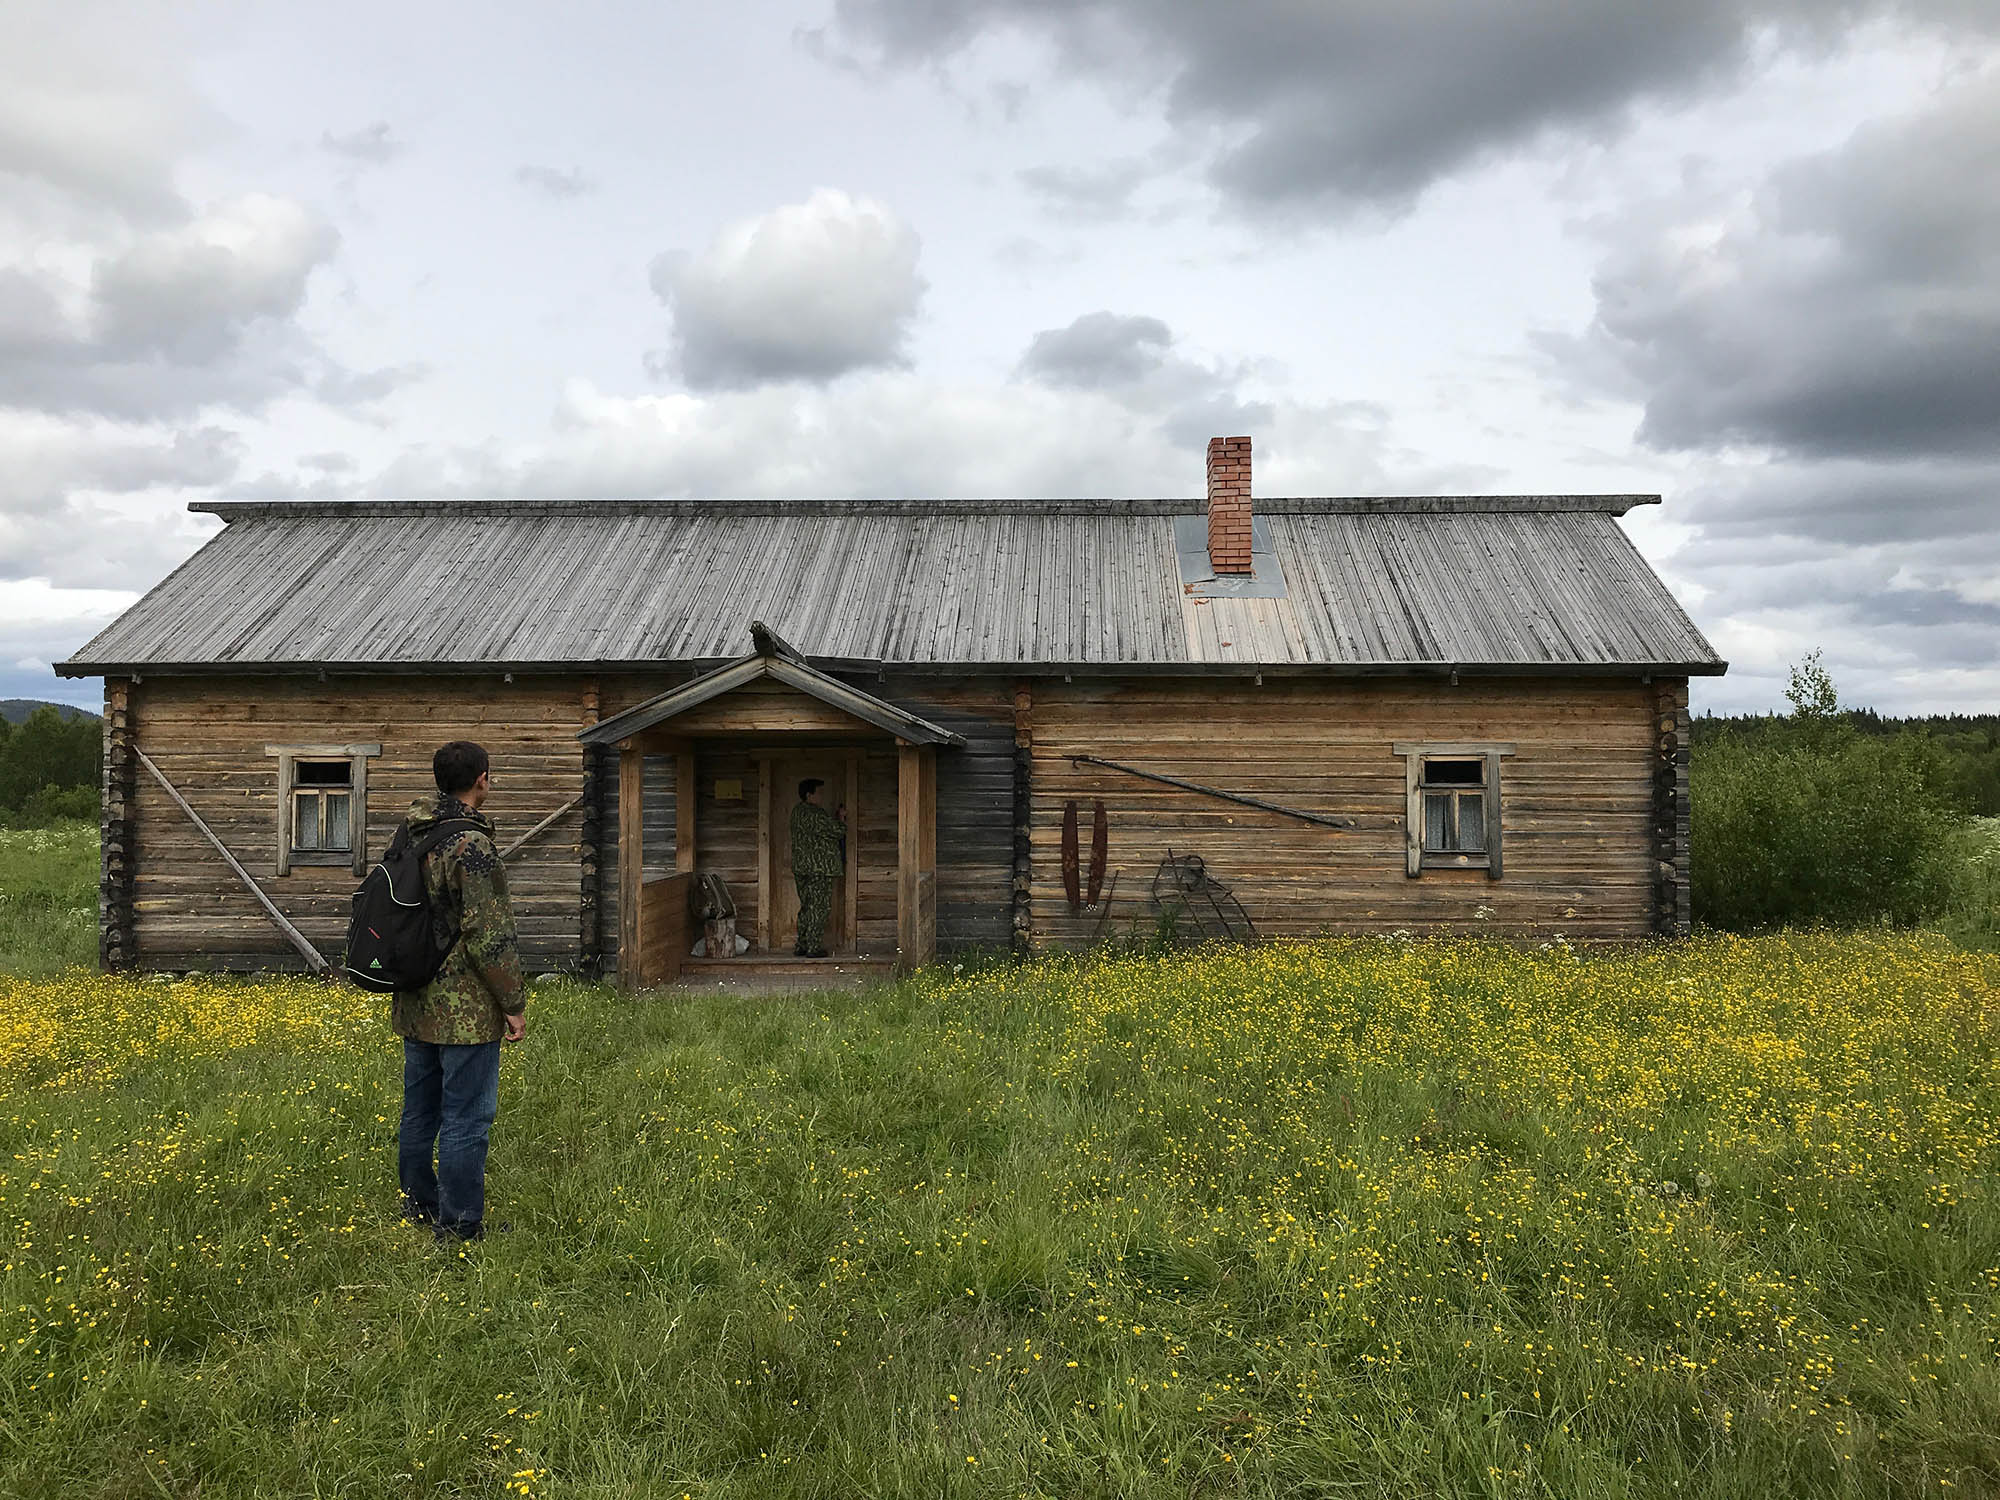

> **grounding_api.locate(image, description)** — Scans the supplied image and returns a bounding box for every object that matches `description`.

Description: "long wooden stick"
[135,749,331,975]
[1070,754,1356,830]
[499,795,584,862]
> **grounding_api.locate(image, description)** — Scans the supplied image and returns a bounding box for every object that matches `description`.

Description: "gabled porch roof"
[578,621,964,748]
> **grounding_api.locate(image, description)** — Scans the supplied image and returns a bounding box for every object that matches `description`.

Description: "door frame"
[757,748,862,955]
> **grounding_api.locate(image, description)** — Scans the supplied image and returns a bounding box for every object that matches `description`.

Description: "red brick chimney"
[1206,435,1253,575]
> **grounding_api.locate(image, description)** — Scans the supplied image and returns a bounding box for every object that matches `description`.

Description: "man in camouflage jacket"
[788,777,845,956]
[393,741,525,1243]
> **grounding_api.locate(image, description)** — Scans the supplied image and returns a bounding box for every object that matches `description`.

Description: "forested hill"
[1,700,99,725]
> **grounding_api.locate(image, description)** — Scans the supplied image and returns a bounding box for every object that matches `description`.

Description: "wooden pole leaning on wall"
[134,748,332,976]
[498,796,584,862]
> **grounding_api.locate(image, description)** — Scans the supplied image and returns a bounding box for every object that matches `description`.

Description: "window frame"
[264,743,382,876]
[1391,742,1515,879]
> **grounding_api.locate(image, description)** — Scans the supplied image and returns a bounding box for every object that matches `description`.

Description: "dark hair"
[798,778,825,802]
[434,741,490,796]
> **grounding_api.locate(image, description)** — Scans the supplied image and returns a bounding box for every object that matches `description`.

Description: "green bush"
[1691,656,1969,930]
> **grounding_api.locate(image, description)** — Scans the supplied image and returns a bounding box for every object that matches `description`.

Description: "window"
[291,760,353,855]
[1392,742,1514,878]
[1422,758,1486,855]
[265,743,381,875]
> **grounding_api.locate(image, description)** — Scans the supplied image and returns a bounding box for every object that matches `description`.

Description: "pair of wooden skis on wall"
[1061,798,1108,914]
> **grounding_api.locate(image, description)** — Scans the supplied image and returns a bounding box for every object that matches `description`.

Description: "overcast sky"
[5,0,1997,714]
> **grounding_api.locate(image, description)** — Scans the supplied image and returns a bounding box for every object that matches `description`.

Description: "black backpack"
[343,818,483,993]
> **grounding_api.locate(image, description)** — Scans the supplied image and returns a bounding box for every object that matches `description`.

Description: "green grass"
[1944,818,2000,951]
[2,933,1997,1498]
[0,819,96,974]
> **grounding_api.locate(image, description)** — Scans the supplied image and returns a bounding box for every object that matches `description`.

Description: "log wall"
[1025,676,1672,945]
[108,669,1678,970]
[124,675,592,971]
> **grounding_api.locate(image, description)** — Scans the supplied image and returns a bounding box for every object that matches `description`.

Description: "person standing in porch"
[789,778,845,957]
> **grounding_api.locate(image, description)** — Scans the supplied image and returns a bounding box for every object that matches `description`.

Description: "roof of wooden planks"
[58,495,1726,677]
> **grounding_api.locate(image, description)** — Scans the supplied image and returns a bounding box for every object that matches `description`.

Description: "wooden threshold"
[670,954,899,992]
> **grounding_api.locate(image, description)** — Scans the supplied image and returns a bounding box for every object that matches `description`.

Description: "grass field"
[2,918,1997,1498]
[0,821,96,975]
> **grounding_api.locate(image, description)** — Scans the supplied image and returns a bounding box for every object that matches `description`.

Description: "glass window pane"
[324,792,350,852]
[296,760,351,787]
[1457,791,1486,853]
[1422,758,1482,788]
[1424,791,1452,851]
[293,792,320,851]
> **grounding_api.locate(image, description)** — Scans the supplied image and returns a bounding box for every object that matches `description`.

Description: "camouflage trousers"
[794,873,834,955]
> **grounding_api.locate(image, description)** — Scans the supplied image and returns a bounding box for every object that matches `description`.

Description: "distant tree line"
[1692,654,1995,938]
[0,707,100,824]
[1694,695,2000,816]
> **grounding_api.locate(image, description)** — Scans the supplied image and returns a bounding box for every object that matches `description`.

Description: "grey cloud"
[1016,310,1273,446]
[1537,75,2000,712]
[1678,457,2000,549]
[0,194,353,421]
[1017,158,1149,220]
[0,422,241,520]
[321,122,406,166]
[1558,77,2000,463]
[515,164,596,199]
[648,189,925,390]
[828,0,2000,214]
[1655,456,2000,712]
[1018,312,1171,387]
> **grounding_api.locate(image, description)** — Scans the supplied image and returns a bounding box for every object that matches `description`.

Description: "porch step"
[670,955,899,991]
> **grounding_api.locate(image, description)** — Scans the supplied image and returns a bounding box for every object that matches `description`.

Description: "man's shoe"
[435,1219,513,1245]
[402,1200,439,1227]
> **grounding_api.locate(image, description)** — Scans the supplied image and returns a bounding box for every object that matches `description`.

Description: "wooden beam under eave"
[619,742,643,990]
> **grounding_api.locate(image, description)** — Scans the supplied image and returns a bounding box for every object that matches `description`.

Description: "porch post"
[897,741,938,972]
[618,739,643,991]
[675,749,696,874]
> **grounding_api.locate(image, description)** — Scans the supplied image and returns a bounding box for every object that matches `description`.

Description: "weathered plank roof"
[59,496,1724,676]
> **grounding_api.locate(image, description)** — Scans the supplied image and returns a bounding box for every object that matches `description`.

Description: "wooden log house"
[59,438,1724,985]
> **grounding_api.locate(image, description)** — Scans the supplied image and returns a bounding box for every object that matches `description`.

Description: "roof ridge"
[190,494,1662,521]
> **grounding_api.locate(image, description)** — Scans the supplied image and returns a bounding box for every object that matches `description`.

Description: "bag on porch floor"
[343,818,483,992]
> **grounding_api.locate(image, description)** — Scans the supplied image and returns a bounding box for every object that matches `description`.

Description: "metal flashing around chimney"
[1173,515,1287,598]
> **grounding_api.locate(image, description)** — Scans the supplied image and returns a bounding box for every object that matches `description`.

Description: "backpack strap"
[407,817,485,862]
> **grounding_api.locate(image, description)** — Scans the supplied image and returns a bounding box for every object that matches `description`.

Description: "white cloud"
[360,348,1451,507]
[648,188,927,389]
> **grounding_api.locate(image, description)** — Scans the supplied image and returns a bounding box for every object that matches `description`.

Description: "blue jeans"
[399,1039,502,1236]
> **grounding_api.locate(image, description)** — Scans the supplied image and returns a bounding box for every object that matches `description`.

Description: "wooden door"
[769,753,854,953]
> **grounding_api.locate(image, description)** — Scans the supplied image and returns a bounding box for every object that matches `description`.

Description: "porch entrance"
[577,624,959,989]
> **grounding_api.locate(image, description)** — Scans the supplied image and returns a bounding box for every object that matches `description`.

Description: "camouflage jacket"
[789,801,845,883]
[389,794,526,1045]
